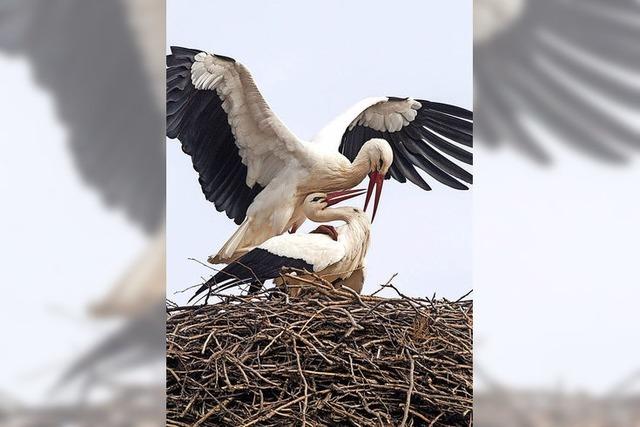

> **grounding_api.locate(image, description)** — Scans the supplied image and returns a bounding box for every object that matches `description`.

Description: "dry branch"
[167,277,472,426]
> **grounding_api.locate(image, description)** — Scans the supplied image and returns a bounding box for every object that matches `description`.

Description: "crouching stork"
[190,189,371,302]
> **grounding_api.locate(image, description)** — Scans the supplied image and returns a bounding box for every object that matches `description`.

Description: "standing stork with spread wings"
[167,46,472,264]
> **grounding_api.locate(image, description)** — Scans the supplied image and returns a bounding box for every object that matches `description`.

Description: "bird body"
[259,204,371,284]
[191,192,371,301]
[167,47,472,264]
[210,139,388,263]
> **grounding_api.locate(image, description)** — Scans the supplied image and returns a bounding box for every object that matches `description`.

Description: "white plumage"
[259,233,346,273]
[261,194,371,282]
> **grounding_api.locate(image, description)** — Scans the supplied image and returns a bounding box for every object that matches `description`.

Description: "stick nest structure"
[167,273,472,426]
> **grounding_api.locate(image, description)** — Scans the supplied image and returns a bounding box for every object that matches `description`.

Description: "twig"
[400,352,415,427]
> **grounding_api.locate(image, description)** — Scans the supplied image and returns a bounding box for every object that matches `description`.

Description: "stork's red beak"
[364,171,385,221]
[325,188,367,207]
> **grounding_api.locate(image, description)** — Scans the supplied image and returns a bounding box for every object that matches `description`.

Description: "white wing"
[167,46,310,224]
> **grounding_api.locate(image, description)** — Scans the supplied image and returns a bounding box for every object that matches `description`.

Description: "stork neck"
[341,151,371,189]
[307,206,355,224]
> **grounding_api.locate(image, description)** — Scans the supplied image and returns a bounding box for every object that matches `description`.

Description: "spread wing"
[167,46,309,224]
[331,97,472,191]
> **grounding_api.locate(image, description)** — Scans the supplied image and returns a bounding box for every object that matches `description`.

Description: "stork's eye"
[312,197,322,202]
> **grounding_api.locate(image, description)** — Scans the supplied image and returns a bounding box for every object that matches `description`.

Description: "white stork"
[190,189,370,301]
[167,47,472,264]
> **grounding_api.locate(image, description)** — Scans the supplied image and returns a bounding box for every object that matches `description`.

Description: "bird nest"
[166,273,473,426]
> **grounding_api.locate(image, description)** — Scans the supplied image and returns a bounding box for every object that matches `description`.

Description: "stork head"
[361,138,394,222]
[303,189,367,217]
[362,138,394,176]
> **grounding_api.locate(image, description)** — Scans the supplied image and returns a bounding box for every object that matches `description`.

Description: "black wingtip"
[188,272,222,303]
[188,283,208,304]
[418,99,473,120]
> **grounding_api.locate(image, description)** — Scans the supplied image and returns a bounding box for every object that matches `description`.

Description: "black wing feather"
[385,133,431,190]
[387,163,407,183]
[404,138,472,185]
[420,100,474,121]
[339,98,472,191]
[166,46,264,225]
[395,138,467,190]
[422,109,473,135]
[408,125,472,164]
[418,116,473,147]
[190,248,314,301]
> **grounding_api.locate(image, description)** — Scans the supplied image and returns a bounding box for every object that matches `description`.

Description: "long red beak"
[363,171,385,221]
[325,188,367,207]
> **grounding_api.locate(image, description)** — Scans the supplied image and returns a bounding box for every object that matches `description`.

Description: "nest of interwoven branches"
[166,271,473,427]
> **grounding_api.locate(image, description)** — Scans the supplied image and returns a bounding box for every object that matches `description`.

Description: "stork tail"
[209,218,252,264]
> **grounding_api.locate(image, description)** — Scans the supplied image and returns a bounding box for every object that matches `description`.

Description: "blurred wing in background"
[55,303,165,390]
[0,0,166,317]
[0,0,165,233]
[474,0,640,163]
[0,0,166,421]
